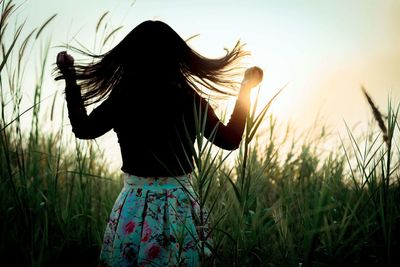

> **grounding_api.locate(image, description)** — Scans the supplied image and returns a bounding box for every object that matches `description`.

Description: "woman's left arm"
[57,52,114,139]
[65,80,114,139]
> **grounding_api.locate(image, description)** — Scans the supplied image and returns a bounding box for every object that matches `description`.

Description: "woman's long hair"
[55,20,249,106]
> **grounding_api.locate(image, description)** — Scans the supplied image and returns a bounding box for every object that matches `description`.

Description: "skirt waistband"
[122,172,193,190]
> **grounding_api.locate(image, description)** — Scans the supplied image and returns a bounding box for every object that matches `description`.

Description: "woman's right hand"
[242,66,263,90]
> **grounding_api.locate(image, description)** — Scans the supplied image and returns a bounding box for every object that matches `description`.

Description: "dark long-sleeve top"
[64,80,250,177]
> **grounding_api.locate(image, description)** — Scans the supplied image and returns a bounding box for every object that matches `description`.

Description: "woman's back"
[67,77,247,176]
[112,80,199,176]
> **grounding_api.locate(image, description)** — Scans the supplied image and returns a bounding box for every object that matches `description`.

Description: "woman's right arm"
[200,67,263,150]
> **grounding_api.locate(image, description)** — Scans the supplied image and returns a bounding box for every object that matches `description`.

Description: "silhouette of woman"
[56,20,262,267]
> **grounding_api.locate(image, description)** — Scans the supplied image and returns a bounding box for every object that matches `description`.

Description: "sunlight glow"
[7,0,400,170]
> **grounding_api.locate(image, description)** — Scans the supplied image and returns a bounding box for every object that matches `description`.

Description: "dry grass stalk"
[361,86,389,146]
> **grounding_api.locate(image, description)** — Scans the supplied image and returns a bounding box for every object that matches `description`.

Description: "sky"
[4,0,400,170]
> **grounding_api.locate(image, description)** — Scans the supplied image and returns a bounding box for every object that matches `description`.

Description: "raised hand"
[56,51,75,79]
[242,66,263,90]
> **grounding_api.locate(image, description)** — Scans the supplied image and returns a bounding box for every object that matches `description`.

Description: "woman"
[56,20,263,267]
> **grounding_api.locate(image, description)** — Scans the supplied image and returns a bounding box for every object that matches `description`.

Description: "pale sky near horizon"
[4,0,400,170]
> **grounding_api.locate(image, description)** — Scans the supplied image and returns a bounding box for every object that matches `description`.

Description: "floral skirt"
[99,173,211,267]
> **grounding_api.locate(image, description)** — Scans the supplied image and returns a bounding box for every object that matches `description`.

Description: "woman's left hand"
[56,51,75,78]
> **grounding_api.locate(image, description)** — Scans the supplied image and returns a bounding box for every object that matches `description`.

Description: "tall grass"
[1,0,399,266]
[1,1,121,266]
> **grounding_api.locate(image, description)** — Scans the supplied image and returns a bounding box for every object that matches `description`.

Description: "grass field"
[1,1,399,266]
